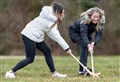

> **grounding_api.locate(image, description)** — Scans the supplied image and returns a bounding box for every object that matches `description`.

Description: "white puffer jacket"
[21,6,69,50]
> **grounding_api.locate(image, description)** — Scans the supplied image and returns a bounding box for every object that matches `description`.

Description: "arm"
[80,24,90,46]
[93,29,103,45]
[46,25,69,51]
[89,29,103,53]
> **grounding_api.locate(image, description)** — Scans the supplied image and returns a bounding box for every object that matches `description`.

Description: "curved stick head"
[93,72,101,77]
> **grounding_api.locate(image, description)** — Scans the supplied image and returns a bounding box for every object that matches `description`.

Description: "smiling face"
[91,12,100,24]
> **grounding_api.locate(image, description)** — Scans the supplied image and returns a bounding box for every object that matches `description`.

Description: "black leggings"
[12,35,56,73]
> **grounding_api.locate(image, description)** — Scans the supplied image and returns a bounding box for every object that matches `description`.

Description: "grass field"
[1,55,120,82]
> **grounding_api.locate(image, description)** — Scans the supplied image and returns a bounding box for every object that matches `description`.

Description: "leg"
[12,35,36,72]
[79,46,88,72]
[36,41,56,72]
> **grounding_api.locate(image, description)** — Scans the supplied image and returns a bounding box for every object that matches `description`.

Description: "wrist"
[91,42,95,46]
[65,48,69,51]
[87,44,91,48]
[92,42,95,45]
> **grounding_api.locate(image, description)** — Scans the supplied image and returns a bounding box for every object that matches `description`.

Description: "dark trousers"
[79,46,88,71]
[12,35,56,73]
[76,41,89,72]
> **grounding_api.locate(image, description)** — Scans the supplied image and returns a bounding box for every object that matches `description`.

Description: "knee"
[47,48,51,54]
[80,46,88,54]
[44,48,51,55]
[81,46,87,51]
[27,58,34,64]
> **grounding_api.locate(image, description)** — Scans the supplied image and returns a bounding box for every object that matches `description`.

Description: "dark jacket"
[69,19,103,46]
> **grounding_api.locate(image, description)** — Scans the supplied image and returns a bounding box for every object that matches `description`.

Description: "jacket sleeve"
[80,24,90,46]
[93,29,103,45]
[46,25,69,51]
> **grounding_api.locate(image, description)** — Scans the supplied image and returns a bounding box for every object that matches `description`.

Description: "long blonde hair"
[80,7,105,31]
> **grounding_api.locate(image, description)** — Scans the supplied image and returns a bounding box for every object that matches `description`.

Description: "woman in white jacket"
[5,2,72,78]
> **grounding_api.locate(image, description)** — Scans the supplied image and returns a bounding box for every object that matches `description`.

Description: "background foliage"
[0,0,120,55]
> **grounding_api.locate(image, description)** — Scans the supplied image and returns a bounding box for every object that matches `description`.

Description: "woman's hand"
[87,44,93,53]
[91,42,95,49]
[66,48,72,54]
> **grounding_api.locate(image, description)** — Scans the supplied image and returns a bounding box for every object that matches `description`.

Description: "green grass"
[1,55,120,82]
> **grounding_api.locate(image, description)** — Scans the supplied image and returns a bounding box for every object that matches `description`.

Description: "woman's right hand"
[87,44,93,53]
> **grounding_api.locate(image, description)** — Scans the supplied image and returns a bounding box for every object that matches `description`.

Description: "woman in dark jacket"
[69,7,105,76]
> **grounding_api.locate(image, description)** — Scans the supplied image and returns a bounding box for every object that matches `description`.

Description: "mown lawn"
[0,55,120,82]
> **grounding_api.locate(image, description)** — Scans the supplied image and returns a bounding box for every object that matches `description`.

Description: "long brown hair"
[50,2,64,28]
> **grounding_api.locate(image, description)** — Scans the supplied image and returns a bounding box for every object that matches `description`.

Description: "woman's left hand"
[66,49,72,55]
[91,42,95,49]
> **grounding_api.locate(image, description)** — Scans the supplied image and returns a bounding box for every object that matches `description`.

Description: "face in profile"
[60,9,65,20]
[91,12,100,24]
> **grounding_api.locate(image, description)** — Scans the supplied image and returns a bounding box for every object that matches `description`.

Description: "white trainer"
[52,71,67,78]
[5,71,15,78]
